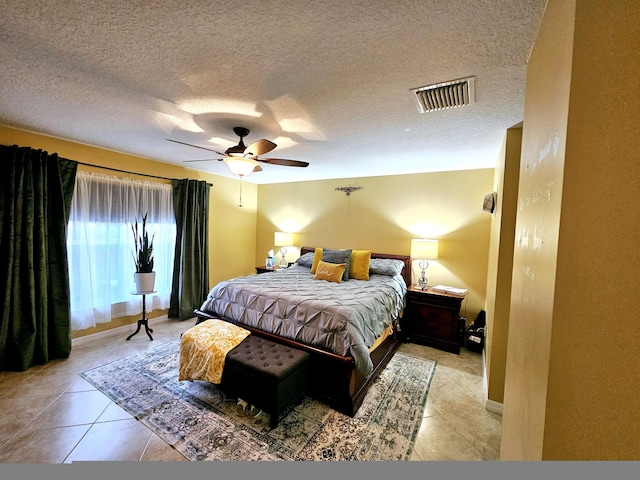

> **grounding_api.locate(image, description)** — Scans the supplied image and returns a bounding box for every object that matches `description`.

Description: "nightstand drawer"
[408,314,454,338]
[406,291,460,309]
[411,304,454,325]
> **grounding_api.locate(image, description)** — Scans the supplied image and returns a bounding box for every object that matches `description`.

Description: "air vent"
[411,76,475,113]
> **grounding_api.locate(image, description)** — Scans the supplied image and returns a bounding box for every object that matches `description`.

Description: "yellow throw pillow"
[350,249,371,280]
[314,260,347,283]
[310,247,323,273]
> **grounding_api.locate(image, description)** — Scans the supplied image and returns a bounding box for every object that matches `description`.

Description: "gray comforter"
[198,263,407,377]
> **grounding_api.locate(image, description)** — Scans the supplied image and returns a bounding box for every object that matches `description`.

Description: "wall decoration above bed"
[335,185,363,196]
[334,186,364,214]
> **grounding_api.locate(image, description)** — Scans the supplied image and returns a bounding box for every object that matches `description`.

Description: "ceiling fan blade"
[184,158,260,173]
[182,158,223,163]
[166,138,226,155]
[245,139,276,156]
[257,158,310,167]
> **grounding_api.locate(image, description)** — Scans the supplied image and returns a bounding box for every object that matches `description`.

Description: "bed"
[193,246,411,416]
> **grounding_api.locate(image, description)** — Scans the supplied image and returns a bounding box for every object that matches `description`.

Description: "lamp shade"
[223,157,259,177]
[274,231,294,247]
[410,238,439,260]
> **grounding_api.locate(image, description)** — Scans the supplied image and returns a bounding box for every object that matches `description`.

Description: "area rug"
[80,339,436,461]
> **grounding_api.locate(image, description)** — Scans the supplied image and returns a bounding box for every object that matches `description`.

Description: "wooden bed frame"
[193,247,412,417]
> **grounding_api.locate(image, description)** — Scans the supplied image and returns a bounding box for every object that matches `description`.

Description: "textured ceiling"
[0,0,547,184]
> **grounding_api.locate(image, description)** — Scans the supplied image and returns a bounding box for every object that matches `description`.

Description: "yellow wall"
[0,124,258,338]
[2,124,493,339]
[256,170,495,322]
[484,126,521,406]
[500,0,574,459]
[501,0,640,460]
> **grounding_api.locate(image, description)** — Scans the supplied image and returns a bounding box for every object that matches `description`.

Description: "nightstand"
[402,285,465,354]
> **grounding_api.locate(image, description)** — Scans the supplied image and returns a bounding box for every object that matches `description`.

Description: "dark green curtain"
[0,145,78,371]
[169,179,211,320]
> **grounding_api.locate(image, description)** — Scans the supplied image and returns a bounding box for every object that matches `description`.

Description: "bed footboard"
[193,309,400,417]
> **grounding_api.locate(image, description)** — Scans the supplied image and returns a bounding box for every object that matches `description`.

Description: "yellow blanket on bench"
[178,319,251,384]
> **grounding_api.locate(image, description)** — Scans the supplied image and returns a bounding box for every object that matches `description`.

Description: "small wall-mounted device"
[482,192,497,213]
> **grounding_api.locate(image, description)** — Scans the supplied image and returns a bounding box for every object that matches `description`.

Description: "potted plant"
[131,212,156,292]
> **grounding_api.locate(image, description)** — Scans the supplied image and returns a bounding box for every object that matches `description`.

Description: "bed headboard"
[300,247,412,287]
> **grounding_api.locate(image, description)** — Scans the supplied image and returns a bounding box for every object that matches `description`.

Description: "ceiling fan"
[167,127,309,176]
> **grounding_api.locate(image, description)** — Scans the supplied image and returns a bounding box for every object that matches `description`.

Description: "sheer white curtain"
[67,172,176,331]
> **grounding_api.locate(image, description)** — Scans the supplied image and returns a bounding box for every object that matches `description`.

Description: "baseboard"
[485,398,504,415]
[481,348,504,416]
[71,315,170,346]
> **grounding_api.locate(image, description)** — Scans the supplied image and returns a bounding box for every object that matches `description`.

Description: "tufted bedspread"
[198,263,407,377]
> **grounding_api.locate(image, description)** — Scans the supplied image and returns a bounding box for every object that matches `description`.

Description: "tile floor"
[0,316,502,463]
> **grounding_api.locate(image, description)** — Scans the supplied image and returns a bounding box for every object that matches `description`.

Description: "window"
[67,172,176,331]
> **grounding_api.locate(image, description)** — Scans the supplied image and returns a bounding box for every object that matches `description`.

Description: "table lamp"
[274,231,294,268]
[410,238,439,290]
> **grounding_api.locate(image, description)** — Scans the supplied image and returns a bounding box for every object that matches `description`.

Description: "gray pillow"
[369,258,404,276]
[296,252,315,267]
[321,249,352,282]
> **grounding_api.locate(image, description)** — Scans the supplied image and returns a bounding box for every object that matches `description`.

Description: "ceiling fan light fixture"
[223,157,259,177]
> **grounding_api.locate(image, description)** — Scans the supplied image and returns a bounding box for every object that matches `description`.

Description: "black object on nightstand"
[256,263,295,274]
[402,285,465,354]
[255,266,280,274]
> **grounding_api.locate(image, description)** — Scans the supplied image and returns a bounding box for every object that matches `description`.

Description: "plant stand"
[127,290,157,341]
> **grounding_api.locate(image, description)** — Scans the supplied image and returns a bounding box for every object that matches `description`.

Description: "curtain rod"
[76,161,213,186]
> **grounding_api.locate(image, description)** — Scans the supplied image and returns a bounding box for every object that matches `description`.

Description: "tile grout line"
[0,389,70,451]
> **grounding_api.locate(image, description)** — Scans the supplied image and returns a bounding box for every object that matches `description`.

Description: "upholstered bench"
[221,334,310,428]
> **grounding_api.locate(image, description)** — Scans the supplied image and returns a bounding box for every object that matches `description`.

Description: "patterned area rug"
[80,339,436,461]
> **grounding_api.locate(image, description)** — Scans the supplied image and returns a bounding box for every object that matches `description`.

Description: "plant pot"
[134,272,156,293]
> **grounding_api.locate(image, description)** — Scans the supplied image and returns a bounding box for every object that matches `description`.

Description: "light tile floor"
[0,316,501,463]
